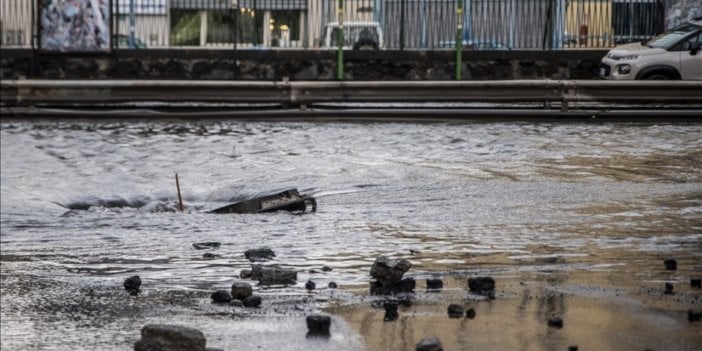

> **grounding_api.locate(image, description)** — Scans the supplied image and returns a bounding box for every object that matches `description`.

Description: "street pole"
[456,0,463,80]
[337,0,344,80]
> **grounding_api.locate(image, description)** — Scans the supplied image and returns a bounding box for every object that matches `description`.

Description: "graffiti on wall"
[665,0,702,29]
[40,0,111,52]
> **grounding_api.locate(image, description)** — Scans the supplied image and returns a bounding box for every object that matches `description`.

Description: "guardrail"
[3,80,702,113]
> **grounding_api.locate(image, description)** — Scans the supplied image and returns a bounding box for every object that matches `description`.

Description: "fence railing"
[0,0,671,50]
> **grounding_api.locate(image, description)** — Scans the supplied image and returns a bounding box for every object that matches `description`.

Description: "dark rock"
[306,314,331,337]
[691,278,701,288]
[468,277,496,298]
[229,299,243,307]
[308,269,320,274]
[134,324,206,351]
[322,266,332,272]
[370,256,412,284]
[664,283,674,295]
[210,290,232,304]
[328,282,338,289]
[465,308,476,319]
[568,346,578,351]
[305,280,316,291]
[416,336,443,351]
[664,259,677,270]
[124,275,141,295]
[370,277,416,295]
[192,242,221,250]
[251,264,297,285]
[202,253,221,260]
[447,304,464,319]
[426,278,443,291]
[230,282,253,300]
[239,269,252,279]
[384,301,399,322]
[244,248,276,262]
[547,317,564,328]
[242,295,262,308]
[688,309,702,322]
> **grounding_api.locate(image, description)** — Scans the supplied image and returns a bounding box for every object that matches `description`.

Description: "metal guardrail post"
[337,0,344,81]
[399,0,405,50]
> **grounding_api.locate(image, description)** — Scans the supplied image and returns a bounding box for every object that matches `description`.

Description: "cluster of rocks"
[134,324,221,351]
[210,281,261,308]
[662,258,702,323]
[369,256,415,295]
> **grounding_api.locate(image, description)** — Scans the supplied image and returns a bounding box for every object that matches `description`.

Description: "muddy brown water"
[1,120,701,350]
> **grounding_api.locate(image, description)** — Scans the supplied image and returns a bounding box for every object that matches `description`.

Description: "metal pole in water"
[175,173,184,212]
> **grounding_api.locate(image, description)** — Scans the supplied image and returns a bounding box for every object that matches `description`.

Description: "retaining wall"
[0,49,606,81]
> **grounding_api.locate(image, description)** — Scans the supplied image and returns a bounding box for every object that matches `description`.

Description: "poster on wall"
[39,0,112,52]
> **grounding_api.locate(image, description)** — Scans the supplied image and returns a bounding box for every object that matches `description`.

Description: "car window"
[647,25,701,49]
[674,33,701,51]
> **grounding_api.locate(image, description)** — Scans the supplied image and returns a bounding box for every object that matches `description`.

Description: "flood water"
[1,119,701,350]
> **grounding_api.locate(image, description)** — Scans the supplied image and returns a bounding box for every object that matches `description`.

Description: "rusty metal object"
[209,189,316,214]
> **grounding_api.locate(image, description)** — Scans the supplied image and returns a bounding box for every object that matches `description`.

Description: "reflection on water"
[1,120,701,350]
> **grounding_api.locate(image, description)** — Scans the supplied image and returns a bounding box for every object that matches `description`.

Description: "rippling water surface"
[1,120,701,350]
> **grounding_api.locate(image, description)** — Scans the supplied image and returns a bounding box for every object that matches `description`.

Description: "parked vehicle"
[323,22,384,50]
[599,19,702,80]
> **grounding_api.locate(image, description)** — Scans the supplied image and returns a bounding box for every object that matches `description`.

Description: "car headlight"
[613,54,640,60]
[618,64,632,74]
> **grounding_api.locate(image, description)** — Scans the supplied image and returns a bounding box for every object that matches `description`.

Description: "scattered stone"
[230,282,253,300]
[210,290,232,304]
[134,324,206,351]
[242,295,262,308]
[202,253,221,260]
[306,314,331,337]
[244,248,276,262]
[193,242,221,250]
[229,300,243,307]
[322,266,332,272]
[691,278,701,288]
[239,269,252,279]
[370,277,416,295]
[447,304,464,319]
[328,282,338,289]
[465,308,476,319]
[664,283,674,295]
[688,308,702,322]
[305,280,316,291]
[568,346,578,351]
[416,336,443,351]
[251,264,297,285]
[426,278,443,291]
[664,259,677,270]
[370,256,412,284]
[468,277,496,298]
[124,275,141,295]
[308,269,320,274]
[384,301,399,321]
[547,317,564,328]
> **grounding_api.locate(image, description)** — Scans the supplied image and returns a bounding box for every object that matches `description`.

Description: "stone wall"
[0,49,605,81]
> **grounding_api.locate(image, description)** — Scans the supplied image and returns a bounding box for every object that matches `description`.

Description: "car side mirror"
[691,42,701,55]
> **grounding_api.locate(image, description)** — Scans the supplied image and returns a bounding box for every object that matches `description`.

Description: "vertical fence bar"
[400,0,405,50]
[337,0,344,80]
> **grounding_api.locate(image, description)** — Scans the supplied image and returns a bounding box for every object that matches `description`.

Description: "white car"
[322,21,384,50]
[600,20,702,80]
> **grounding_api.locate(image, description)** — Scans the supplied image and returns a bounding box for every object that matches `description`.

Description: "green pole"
[337,0,344,80]
[456,0,463,80]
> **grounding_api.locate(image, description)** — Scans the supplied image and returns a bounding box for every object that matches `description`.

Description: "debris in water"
[210,189,316,214]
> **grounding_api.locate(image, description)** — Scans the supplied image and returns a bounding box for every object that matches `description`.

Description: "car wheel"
[644,72,671,80]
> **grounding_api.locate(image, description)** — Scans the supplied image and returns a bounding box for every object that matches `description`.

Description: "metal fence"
[0,0,672,50]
